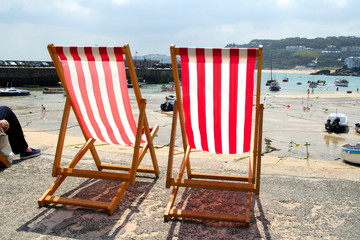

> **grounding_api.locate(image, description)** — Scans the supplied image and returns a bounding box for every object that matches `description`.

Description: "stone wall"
[0,67,176,87]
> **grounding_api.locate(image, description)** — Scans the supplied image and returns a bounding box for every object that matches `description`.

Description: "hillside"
[226,36,360,69]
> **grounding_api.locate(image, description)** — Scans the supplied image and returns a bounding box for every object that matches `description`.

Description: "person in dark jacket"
[0,106,41,159]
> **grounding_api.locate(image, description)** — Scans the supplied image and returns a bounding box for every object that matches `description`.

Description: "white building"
[344,57,360,69]
[286,46,307,50]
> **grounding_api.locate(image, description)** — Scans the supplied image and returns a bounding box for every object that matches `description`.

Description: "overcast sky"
[1,0,359,60]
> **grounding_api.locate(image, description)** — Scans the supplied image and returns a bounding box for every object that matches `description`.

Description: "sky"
[1,0,359,61]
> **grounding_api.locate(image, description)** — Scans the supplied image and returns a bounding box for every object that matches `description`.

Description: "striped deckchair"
[38,44,159,215]
[164,45,264,227]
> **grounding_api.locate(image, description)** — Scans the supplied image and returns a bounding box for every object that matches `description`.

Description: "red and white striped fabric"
[56,46,140,145]
[179,47,257,154]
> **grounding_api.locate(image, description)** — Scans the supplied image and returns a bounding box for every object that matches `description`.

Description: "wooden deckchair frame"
[38,43,159,215]
[164,45,264,227]
[0,152,11,168]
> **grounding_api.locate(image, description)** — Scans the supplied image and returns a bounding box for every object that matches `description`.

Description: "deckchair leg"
[0,153,11,168]
[107,181,129,215]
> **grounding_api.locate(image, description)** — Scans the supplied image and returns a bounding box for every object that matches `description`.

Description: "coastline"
[262,68,316,74]
[17,91,360,183]
[1,88,360,239]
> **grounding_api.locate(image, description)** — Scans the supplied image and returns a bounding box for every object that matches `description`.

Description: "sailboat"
[266,57,277,86]
[267,57,281,91]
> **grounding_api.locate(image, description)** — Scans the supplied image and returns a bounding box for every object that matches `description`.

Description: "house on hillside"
[344,57,360,69]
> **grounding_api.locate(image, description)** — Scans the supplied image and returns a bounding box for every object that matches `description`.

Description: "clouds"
[0,0,359,60]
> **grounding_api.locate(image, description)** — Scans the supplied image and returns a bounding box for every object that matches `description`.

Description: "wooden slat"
[57,168,130,181]
[164,186,179,221]
[166,102,179,188]
[170,178,256,192]
[0,153,11,168]
[169,209,246,223]
[190,172,250,182]
[44,196,110,209]
[107,181,129,215]
[100,164,156,173]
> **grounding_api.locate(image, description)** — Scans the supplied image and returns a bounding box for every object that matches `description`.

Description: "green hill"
[226,36,360,69]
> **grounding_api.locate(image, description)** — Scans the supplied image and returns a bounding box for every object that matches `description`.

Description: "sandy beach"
[1,88,360,239]
[18,90,360,181]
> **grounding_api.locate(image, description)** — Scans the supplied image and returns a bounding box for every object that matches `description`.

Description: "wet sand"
[13,89,360,181]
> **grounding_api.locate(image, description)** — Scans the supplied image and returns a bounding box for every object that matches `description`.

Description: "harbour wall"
[0,67,176,87]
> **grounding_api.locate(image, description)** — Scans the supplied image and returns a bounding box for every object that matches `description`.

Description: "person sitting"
[0,106,41,160]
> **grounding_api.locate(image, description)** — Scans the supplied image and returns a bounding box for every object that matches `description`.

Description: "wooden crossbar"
[170,178,256,192]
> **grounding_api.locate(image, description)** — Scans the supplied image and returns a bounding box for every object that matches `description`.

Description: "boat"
[43,87,65,94]
[282,77,289,82]
[324,112,348,132]
[334,79,349,87]
[265,79,276,86]
[296,82,302,85]
[308,81,317,88]
[340,143,360,164]
[127,81,144,88]
[355,123,360,133]
[160,95,176,111]
[266,57,277,86]
[269,81,281,91]
[0,87,30,96]
[160,82,175,91]
[317,80,326,86]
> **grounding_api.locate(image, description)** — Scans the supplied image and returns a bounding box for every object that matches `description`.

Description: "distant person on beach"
[0,106,41,160]
[41,105,46,112]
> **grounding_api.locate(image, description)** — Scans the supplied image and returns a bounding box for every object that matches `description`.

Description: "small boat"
[0,87,30,96]
[160,82,175,92]
[334,79,349,87]
[324,112,348,132]
[127,81,144,88]
[340,143,360,164]
[317,80,326,86]
[296,82,302,85]
[355,123,360,133]
[308,81,317,88]
[160,95,176,111]
[269,81,281,91]
[43,87,65,94]
[282,77,289,82]
[265,79,276,86]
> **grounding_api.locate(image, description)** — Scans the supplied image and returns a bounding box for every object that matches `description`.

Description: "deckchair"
[0,153,11,167]
[164,45,264,227]
[38,44,159,215]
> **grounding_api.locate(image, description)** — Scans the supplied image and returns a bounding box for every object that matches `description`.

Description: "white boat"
[334,79,349,87]
[160,82,175,92]
[340,143,360,164]
[0,87,30,96]
[317,80,326,86]
[324,112,348,132]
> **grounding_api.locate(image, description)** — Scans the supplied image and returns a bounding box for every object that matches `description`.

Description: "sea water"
[0,71,359,153]
[260,71,360,94]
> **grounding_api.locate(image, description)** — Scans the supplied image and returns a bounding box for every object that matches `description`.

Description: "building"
[344,57,360,69]
[286,46,307,50]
